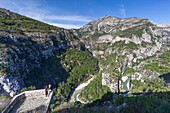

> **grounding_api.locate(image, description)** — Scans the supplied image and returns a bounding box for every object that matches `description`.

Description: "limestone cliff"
[0,8,82,96]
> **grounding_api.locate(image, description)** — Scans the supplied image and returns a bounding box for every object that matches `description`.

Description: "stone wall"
[2,89,53,113]
[45,90,53,113]
[2,92,25,113]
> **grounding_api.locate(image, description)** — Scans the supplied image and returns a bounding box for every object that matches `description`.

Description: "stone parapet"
[2,89,53,113]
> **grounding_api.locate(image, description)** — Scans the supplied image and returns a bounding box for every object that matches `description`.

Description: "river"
[69,75,96,103]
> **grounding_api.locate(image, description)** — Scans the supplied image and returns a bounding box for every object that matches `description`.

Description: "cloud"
[119,4,126,17]
[45,15,91,22]
[0,0,90,29]
[0,0,48,21]
[48,22,82,29]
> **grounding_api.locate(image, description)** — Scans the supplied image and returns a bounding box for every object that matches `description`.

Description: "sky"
[0,0,170,29]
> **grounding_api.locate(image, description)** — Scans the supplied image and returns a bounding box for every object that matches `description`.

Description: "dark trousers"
[45,91,48,96]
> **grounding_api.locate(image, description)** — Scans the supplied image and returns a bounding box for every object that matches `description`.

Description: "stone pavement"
[10,96,48,113]
[2,89,53,113]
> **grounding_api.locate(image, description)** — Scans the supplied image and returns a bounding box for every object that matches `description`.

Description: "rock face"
[74,16,170,92]
[156,24,170,32]
[0,8,82,96]
[0,36,78,96]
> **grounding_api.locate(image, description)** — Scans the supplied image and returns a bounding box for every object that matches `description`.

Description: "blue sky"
[0,0,170,29]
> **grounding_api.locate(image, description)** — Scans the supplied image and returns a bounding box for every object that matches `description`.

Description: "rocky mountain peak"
[79,16,153,37]
[97,16,119,21]
[76,16,170,68]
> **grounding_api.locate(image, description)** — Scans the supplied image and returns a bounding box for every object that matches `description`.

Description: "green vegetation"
[124,67,135,76]
[131,77,169,93]
[79,73,111,103]
[53,49,99,106]
[59,49,99,75]
[119,76,170,113]
[145,62,159,72]
[91,31,107,40]
[115,26,143,38]
[125,42,138,50]
[99,53,117,67]
[121,92,170,113]
[114,22,154,38]
[114,94,124,106]
[24,55,67,88]
[141,41,152,47]
[92,43,111,51]
[53,90,170,113]
[0,9,63,36]
[18,86,36,94]
[53,106,115,113]
[131,79,145,92]
[144,51,170,74]
[0,65,6,74]
[111,41,138,52]
[111,41,125,50]
[0,18,59,35]
[159,51,170,63]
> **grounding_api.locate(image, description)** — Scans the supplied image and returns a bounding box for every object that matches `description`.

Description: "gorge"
[0,8,170,113]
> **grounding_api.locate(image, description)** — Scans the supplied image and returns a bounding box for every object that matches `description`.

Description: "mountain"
[72,16,170,102]
[1,8,170,112]
[0,8,97,97]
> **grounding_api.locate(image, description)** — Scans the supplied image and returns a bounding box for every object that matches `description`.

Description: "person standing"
[48,84,51,97]
[45,86,48,97]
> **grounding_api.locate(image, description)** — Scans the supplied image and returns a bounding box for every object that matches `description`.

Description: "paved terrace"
[2,89,53,113]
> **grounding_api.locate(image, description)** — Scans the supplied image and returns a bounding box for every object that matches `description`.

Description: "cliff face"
[0,8,82,96]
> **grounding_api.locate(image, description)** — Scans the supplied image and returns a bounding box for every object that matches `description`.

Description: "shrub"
[114,94,124,106]
[18,86,36,94]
